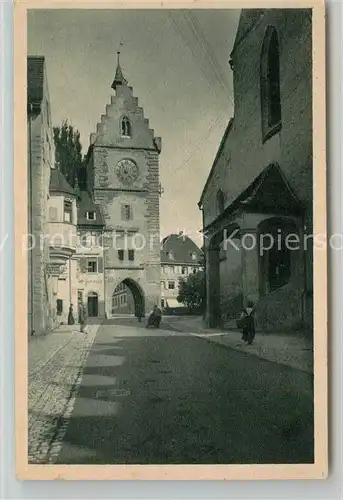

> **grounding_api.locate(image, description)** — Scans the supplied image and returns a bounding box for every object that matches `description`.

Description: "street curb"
[189,332,314,375]
[165,323,313,375]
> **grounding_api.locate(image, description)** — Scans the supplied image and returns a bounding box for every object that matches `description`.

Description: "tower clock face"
[116,159,139,185]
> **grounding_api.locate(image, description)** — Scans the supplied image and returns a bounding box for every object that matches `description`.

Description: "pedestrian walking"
[79,303,86,333]
[136,303,143,323]
[67,304,75,325]
[237,301,256,344]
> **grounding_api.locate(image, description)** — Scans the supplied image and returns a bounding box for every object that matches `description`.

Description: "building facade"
[27,56,56,336]
[76,190,105,319]
[85,55,162,317]
[199,9,313,332]
[111,282,135,315]
[160,233,203,311]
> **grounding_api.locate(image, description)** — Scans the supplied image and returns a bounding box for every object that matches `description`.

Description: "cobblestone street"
[28,323,100,464]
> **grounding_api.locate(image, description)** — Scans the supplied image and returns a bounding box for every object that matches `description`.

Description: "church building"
[199,9,313,333]
[84,53,162,317]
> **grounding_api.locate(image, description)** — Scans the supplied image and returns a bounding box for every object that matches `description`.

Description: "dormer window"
[191,252,197,261]
[168,251,174,260]
[121,116,132,137]
[86,211,96,221]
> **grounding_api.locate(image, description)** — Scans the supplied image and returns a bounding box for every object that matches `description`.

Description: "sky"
[28,9,240,245]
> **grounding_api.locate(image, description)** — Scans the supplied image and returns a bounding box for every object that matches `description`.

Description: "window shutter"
[98,257,103,273]
[80,257,87,273]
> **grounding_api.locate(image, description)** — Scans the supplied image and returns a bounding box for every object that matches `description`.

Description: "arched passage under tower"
[110,278,145,318]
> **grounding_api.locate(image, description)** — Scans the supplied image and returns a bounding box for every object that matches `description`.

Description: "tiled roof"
[27,56,45,106]
[202,164,303,233]
[49,168,76,197]
[77,190,105,227]
[161,234,203,265]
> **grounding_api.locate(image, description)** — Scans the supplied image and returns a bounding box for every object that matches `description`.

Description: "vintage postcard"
[15,0,327,480]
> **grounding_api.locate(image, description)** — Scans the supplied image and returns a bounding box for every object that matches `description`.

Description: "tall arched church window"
[260,26,282,141]
[121,116,131,137]
[216,189,225,214]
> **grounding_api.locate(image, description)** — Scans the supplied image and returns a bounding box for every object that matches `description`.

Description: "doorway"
[87,292,99,317]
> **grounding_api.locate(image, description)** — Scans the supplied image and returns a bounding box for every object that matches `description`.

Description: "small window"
[181,267,187,275]
[193,268,197,274]
[118,249,124,261]
[56,299,63,315]
[86,211,96,221]
[168,251,174,260]
[121,116,132,137]
[260,26,282,140]
[168,281,175,290]
[161,299,165,308]
[191,252,197,261]
[128,249,135,261]
[49,207,58,221]
[121,204,133,221]
[64,200,72,223]
[87,259,97,273]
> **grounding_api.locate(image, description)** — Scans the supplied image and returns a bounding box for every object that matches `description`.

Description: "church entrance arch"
[111,278,145,317]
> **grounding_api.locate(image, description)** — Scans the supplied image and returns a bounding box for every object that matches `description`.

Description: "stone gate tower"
[85,53,162,316]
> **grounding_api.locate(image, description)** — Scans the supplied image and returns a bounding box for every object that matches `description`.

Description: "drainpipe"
[69,257,72,316]
[198,202,206,321]
[103,229,106,319]
[28,104,34,336]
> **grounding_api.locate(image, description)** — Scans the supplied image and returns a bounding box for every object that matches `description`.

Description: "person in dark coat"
[79,304,86,333]
[67,304,75,325]
[146,305,162,328]
[136,303,143,323]
[240,301,256,344]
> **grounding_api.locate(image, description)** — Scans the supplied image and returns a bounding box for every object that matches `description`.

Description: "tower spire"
[111,42,127,90]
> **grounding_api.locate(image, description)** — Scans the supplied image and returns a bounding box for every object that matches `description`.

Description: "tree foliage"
[53,120,84,188]
[177,270,205,312]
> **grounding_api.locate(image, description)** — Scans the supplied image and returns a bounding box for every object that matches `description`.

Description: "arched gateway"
[110,278,145,318]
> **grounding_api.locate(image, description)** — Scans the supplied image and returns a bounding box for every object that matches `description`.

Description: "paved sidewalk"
[163,316,313,374]
[28,322,100,464]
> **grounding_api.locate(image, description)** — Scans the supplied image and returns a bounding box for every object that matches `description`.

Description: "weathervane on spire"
[117,41,123,64]
[111,41,126,90]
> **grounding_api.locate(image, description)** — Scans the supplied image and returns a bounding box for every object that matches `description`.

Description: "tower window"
[121,204,133,220]
[260,26,282,141]
[121,116,132,137]
[118,249,124,261]
[86,211,96,221]
[128,249,135,261]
